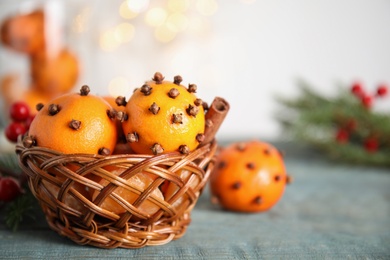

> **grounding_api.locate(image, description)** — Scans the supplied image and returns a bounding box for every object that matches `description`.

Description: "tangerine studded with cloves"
[26,85,118,155]
[121,72,205,155]
[210,140,292,213]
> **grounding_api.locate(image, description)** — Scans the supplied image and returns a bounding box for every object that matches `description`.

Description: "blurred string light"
[126,0,150,13]
[99,22,135,51]
[119,1,138,19]
[166,12,189,32]
[99,0,218,51]
[145,7,167,27]
[167,0,190,13]
[97,0,220,94]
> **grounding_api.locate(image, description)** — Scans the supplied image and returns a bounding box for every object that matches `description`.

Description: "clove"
[115,96,127,107]
[23,135,36,148]
[69,119,81,130]
[151,143,164,155]
[188,84,197,93]
[172,113,183,124]
[98,147,111,155]
[80,85,90,96]
[116,111,128,122]
[196,133,205,143]
[36,103,44,112]
[173,75,183,85]
[186,104,199,117]
[126,132,139,143]
[106,109,116,120]
[179,145,190,154]
[48,104,60,116]
[152,72,164,84]
[168,88,180,98]
[253,196,262,204]
[246,162,256,170]
[140,84,152,95]
[232,182,241,190]
[194,98,203,106]
[149,102,160,115]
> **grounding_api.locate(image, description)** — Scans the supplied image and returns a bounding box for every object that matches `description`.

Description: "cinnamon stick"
[201,97,230,145]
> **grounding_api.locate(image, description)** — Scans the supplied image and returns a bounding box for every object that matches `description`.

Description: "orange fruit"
[0,10,45,54]
[42,179,90,214]
[91,168,164,216]
[210,140,291,213]
[27,85,117,155]
[122,72,205,155]
[30,49,79,95]
[163,169,201,210]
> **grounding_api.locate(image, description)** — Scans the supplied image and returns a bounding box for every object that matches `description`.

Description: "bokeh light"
[119,1,138,19]
[166,12,188,32]
[167,0,190,13]
[155,23,177,43]
[100,28,120,52]
[114,22,135,43]
[126,0,150,13]
[116,0,217,44]
[145,7,168,27]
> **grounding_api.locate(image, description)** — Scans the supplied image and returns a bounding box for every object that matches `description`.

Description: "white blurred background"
[1,0,389,141]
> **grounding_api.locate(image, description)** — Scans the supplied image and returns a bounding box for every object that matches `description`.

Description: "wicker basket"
[16,139,217,249]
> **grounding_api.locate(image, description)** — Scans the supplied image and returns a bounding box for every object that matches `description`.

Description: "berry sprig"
[334,81,389,153]
[276,79,390,166]
[1,106,36,230]
[5,101,34,143]
[350,81,388,109]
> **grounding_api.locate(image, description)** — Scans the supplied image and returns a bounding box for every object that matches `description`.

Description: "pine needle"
[5,192,36,231]
[275,79,390,167]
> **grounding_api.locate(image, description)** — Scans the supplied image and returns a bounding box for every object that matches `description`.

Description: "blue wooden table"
[1,141,389,259]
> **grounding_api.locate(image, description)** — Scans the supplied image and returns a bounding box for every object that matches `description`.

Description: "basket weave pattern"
[16,140,216,248]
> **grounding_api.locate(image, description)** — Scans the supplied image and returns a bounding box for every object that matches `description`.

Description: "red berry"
[0,177,22,202]
[336,128,349,143]
[351,82,364,97]
[376,84,388,97]
[10,101,30,122]
[361,95,373,109]
[5,122,27,143]
[364,138,378,153]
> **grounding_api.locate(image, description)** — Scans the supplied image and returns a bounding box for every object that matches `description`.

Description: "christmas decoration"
[0,153,38,231]
[1,100,38,231]
[4,101,34,143]
[275,80,390,167]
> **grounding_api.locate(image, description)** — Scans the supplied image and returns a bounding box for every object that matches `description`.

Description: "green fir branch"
[0,149,38,231]
[5,192,36,231]
[275,79,390,167]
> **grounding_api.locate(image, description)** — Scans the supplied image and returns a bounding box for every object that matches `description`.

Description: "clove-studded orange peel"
[119,72,206,155]
[210,140,292,213]
[26,85,118,155]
